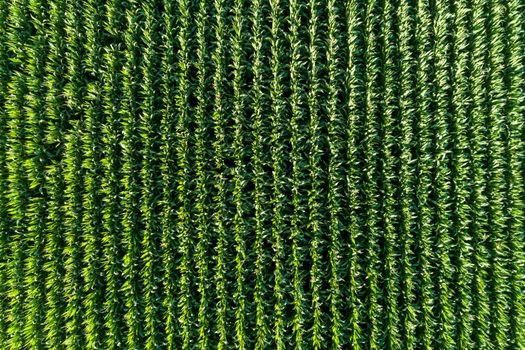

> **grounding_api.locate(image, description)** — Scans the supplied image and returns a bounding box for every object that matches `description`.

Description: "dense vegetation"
[0,0,524,348]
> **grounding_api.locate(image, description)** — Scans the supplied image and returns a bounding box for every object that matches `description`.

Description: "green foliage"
[0,0,524,349]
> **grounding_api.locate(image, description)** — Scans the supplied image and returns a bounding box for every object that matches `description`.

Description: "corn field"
[0,0,524,348]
